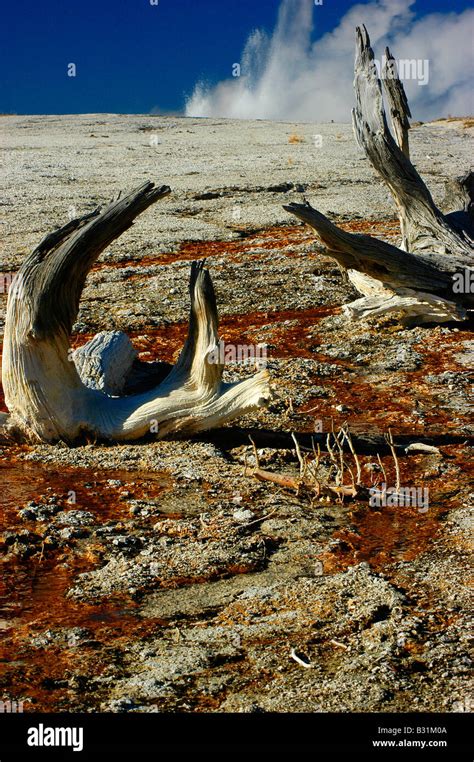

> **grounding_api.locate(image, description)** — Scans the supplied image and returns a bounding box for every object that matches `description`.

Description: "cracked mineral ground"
[0,115,472,713]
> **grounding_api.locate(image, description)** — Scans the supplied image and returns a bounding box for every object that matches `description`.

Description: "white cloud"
[185,0,474,121]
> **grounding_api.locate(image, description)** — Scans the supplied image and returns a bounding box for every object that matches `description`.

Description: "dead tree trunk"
[1,182,270,444]
[285,25,473,325]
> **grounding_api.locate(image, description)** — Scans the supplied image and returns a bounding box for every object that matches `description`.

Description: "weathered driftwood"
[1,182,270,444]
[285,26,474,325]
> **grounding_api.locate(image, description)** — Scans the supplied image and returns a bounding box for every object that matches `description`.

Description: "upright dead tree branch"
[284,25,473,325]
[382,47,411,160]
[1,182,270,444]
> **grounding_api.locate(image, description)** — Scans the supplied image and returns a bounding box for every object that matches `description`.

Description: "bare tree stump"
[285,26,473,326]
[1,182,270,444]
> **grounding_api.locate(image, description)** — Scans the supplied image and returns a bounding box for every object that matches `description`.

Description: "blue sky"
[0,0,472,115]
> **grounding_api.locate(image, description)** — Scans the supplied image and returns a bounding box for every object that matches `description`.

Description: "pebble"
[233,509,255,523]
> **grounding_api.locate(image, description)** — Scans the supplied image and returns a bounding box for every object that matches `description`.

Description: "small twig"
[333,428,346,487]
[304,456,321,499]
[326,432,339,484]
[341,426,362,485]
[334,428,356,488]
[311,436,321,470]
[326,432,338,465]
[305,437,322,492]
[376,452,387,483]
[386,428,400,491]
[326,484,358,498]
[330,639,349,651]
[38,541,45,564]
[291,432,306,480]
[248,435,260,469]
[242,509,278,528]
[294,404,320,416]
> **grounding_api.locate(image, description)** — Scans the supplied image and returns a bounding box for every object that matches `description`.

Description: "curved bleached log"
[285,26,473,325]
[1,182,270,444]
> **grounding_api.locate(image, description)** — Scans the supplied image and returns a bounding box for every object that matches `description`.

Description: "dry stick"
[242,508,278,528]
[311,437,321,470]
[252,466,356,499]
[253,469,300,491]
[333,427,348,488]
[341,457,356,490]
[291,432,309,497]
[330,421,342,477]
[249,435,260,470]
[326,432,341,485]
[331,428,347,502]
[308,437,322,498]
[386,428,401,491]
[330,639,350,651]
[249,434,301,491]
[247,426,371,502]
[305,452,314,477]
[200,513,211,528]
[335,428,357,489]
[341,427,362,485]
[306,437,319,478]
[340,454,356,490]
[294,404,320,416]
[326,484,358,497]
[291,432,306,480]
[305,457,319,485]
[328,428,347,485]
[305,461,320,498]
[376,452,387,483]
